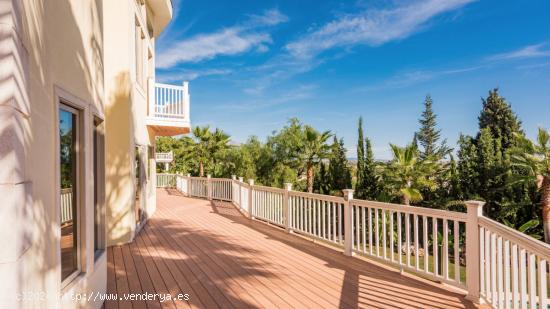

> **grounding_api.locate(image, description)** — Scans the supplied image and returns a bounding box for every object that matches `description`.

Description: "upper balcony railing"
[146,78,191,136]
[155,151,173,163]
[157,173,550,309]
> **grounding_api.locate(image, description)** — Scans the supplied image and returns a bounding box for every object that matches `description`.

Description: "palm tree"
[209,128,230,175]
[383,144,436,205]
[298,126,331,193]
[190,126,212,177]
[511,128,550,243]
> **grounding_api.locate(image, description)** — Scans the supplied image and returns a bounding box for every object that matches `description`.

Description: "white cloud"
[354,65,482,92]
[157,9,288,68]
[220,84,318,110]
[246,8,289,26]
[156,69,232,83]
[286,0,475,59]
[487,43,550,61]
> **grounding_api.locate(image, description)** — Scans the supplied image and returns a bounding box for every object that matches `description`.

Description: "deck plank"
[106,189,478,309]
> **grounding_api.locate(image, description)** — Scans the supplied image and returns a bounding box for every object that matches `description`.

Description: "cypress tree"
[457,134,479,200]
[363,137,379,200]
[457,89,532,223]
[479,88,523,149]
[314,162,331,194]
[417,95,450,159]
[355,117,367,199]
[329,136,352,192]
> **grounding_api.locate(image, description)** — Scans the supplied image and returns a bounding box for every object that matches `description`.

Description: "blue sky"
[156,0,550,159]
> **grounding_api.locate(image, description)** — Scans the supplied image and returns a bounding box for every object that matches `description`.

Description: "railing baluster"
[414,214,419,269]
[362,206,367,253]
[390,211,394,261]
[443,219,449,280]
[433,218,438,276]
[406,213,411,267]
[491,233,497,306]
[538,258,548,309]
[454,220,460,283]
[375,208,380,257]
[497,236,504,309]
[504,240,511,307]
[332,202,336,243]
[519,247,527,309]
[397,212,402,266]
[527,253,536,309]
[369,207,373,255]
[383,210,387,260]
[353,206,361,250]
[424,216,429,273]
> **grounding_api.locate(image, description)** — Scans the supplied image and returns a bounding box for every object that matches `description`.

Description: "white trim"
[54,86,92,290]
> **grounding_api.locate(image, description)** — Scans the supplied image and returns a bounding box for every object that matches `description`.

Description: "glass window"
[59,105,79,281]
[93,118,105,258]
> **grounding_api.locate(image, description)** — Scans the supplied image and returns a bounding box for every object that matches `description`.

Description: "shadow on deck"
[106,188,478,309]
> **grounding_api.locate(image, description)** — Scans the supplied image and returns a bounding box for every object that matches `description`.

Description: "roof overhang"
[147,0,173,37]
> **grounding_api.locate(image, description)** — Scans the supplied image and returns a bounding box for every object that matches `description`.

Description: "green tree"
[355,117,367,199]
[328,136,352,193]
[511,128,550,243]
[479,88,523,149]
[189,126,212,177]
[456,134,479,200]
[298,126,332,193]
[355,117,380,200]
[187,126,230,177]
[457,89,533,227]
[417,95,450,159]
[383,144,436,205]
[314,162,331,194]
[363,138,380,200]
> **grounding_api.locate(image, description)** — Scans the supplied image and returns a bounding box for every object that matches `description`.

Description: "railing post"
[284,183,293,233]
[186,173,191,196]
[231,175,237,203]
[465,200,485,304]
[148,77,155,117]
[207,174,212,200]
[248,179,254,218]
[183,81,190,121]
[342,189,354,256]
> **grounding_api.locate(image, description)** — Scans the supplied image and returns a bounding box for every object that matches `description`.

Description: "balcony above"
[147,79,191,136]
[155,151,173,163]
[146,0,173,37]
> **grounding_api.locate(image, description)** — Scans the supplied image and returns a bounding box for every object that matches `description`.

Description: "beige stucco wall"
[0,0,106,308]
[103,0,159,247]
[0,0,172,307]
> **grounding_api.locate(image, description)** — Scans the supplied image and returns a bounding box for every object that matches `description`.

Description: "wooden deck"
[106,188,478,309]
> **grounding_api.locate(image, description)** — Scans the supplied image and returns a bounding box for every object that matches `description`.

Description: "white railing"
[159,174,550,308]
[155,151,173,162]
[252,185,286,227]
[289,190,345,246]
[351,199,468,288]
[157,173,176,188]
[60,188,73,224]
[479,217,549,308]
[148,80,190,122]
[211,178,232,201]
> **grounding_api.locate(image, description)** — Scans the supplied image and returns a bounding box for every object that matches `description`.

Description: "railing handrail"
[289,190,346,204]
[155,82,186,90]
[479,216,550,260]
[158,174,549,308]
[251,184,286,194]
[352,199,468,222]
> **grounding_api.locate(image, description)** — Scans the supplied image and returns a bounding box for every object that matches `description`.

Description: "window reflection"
[59,107,78,281]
